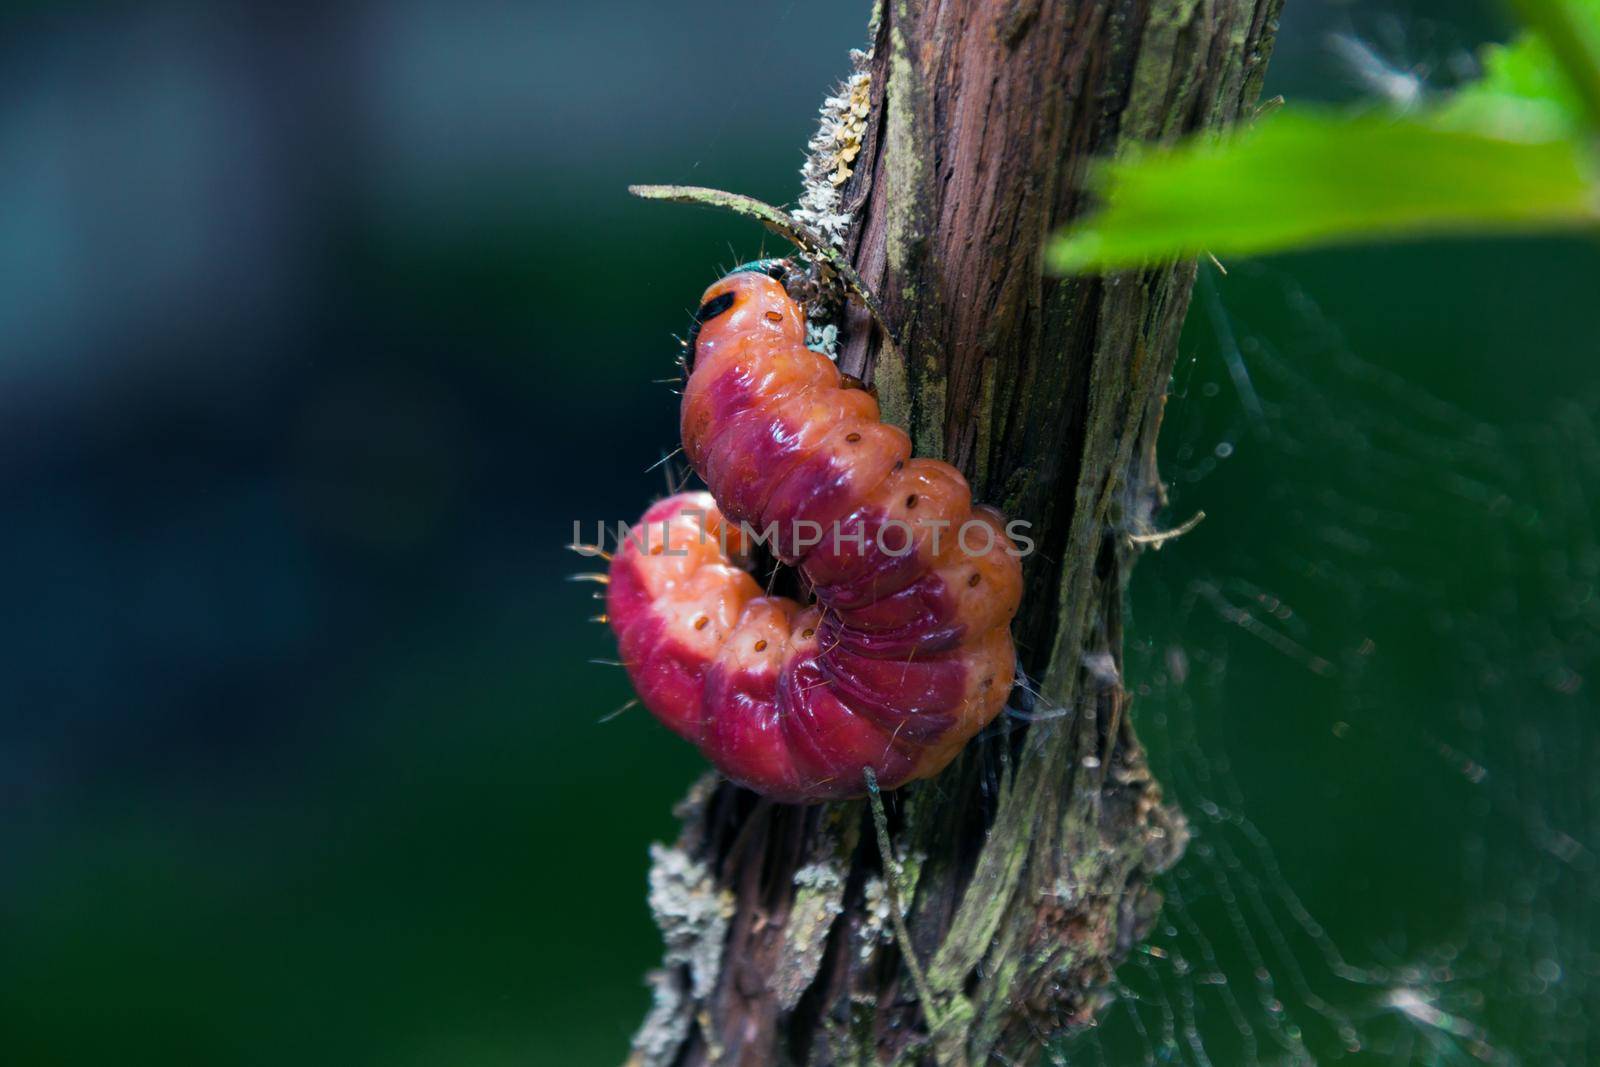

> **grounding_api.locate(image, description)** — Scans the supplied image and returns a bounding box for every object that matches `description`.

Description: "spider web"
[1053,262,1598,1065]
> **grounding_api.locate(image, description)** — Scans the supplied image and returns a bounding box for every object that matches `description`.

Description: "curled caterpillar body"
[607,271,1023,802]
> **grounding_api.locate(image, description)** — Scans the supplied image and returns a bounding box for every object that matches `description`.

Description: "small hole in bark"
[906,494,919,509]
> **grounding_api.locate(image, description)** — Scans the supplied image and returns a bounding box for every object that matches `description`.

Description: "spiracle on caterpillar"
[591,260,1025,803]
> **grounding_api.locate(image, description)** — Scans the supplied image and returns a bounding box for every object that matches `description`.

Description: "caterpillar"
[602,265,1023,802]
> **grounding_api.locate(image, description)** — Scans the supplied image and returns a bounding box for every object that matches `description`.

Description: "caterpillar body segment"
[607,271,1023,802]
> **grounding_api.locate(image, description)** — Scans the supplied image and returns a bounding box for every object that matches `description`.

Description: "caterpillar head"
[728,258,793,280]
[684,266,808,374]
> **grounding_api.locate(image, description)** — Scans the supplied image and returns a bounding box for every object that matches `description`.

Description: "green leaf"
[1502,0,1600,130]
[1445,0,1600,137]
[1048,3,1600,273]
[1047,111,1597,273]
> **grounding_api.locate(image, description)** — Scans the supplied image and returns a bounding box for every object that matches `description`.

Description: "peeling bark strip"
[629,2,1281,1064]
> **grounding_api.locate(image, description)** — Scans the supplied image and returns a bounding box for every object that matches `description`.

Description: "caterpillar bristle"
[645,447,684,473]
[597,698,638,724]
[588,658,625,668]
[567,573,610,585]
[589,613,609,624]
[566,543,612,561]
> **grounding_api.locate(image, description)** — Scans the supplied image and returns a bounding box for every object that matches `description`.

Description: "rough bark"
[629,2,1282,1064]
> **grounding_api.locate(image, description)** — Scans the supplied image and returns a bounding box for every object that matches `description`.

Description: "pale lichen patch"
[857,875,896,963]
[644,842,734,999]
[627,969,691,1067]
[794,50,872,251]
[774,859,850,1009]
[795,49,872,359]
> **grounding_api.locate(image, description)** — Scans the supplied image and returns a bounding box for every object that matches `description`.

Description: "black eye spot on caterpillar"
[684,291,738,372]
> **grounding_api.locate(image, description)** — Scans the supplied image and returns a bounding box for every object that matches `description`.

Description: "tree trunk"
[629,2,1282,1064]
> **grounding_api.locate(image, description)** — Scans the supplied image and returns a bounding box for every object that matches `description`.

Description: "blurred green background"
[1,1,1595,1064]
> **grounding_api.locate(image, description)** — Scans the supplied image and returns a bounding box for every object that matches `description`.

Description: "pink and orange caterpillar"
[591,263,1023,803]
